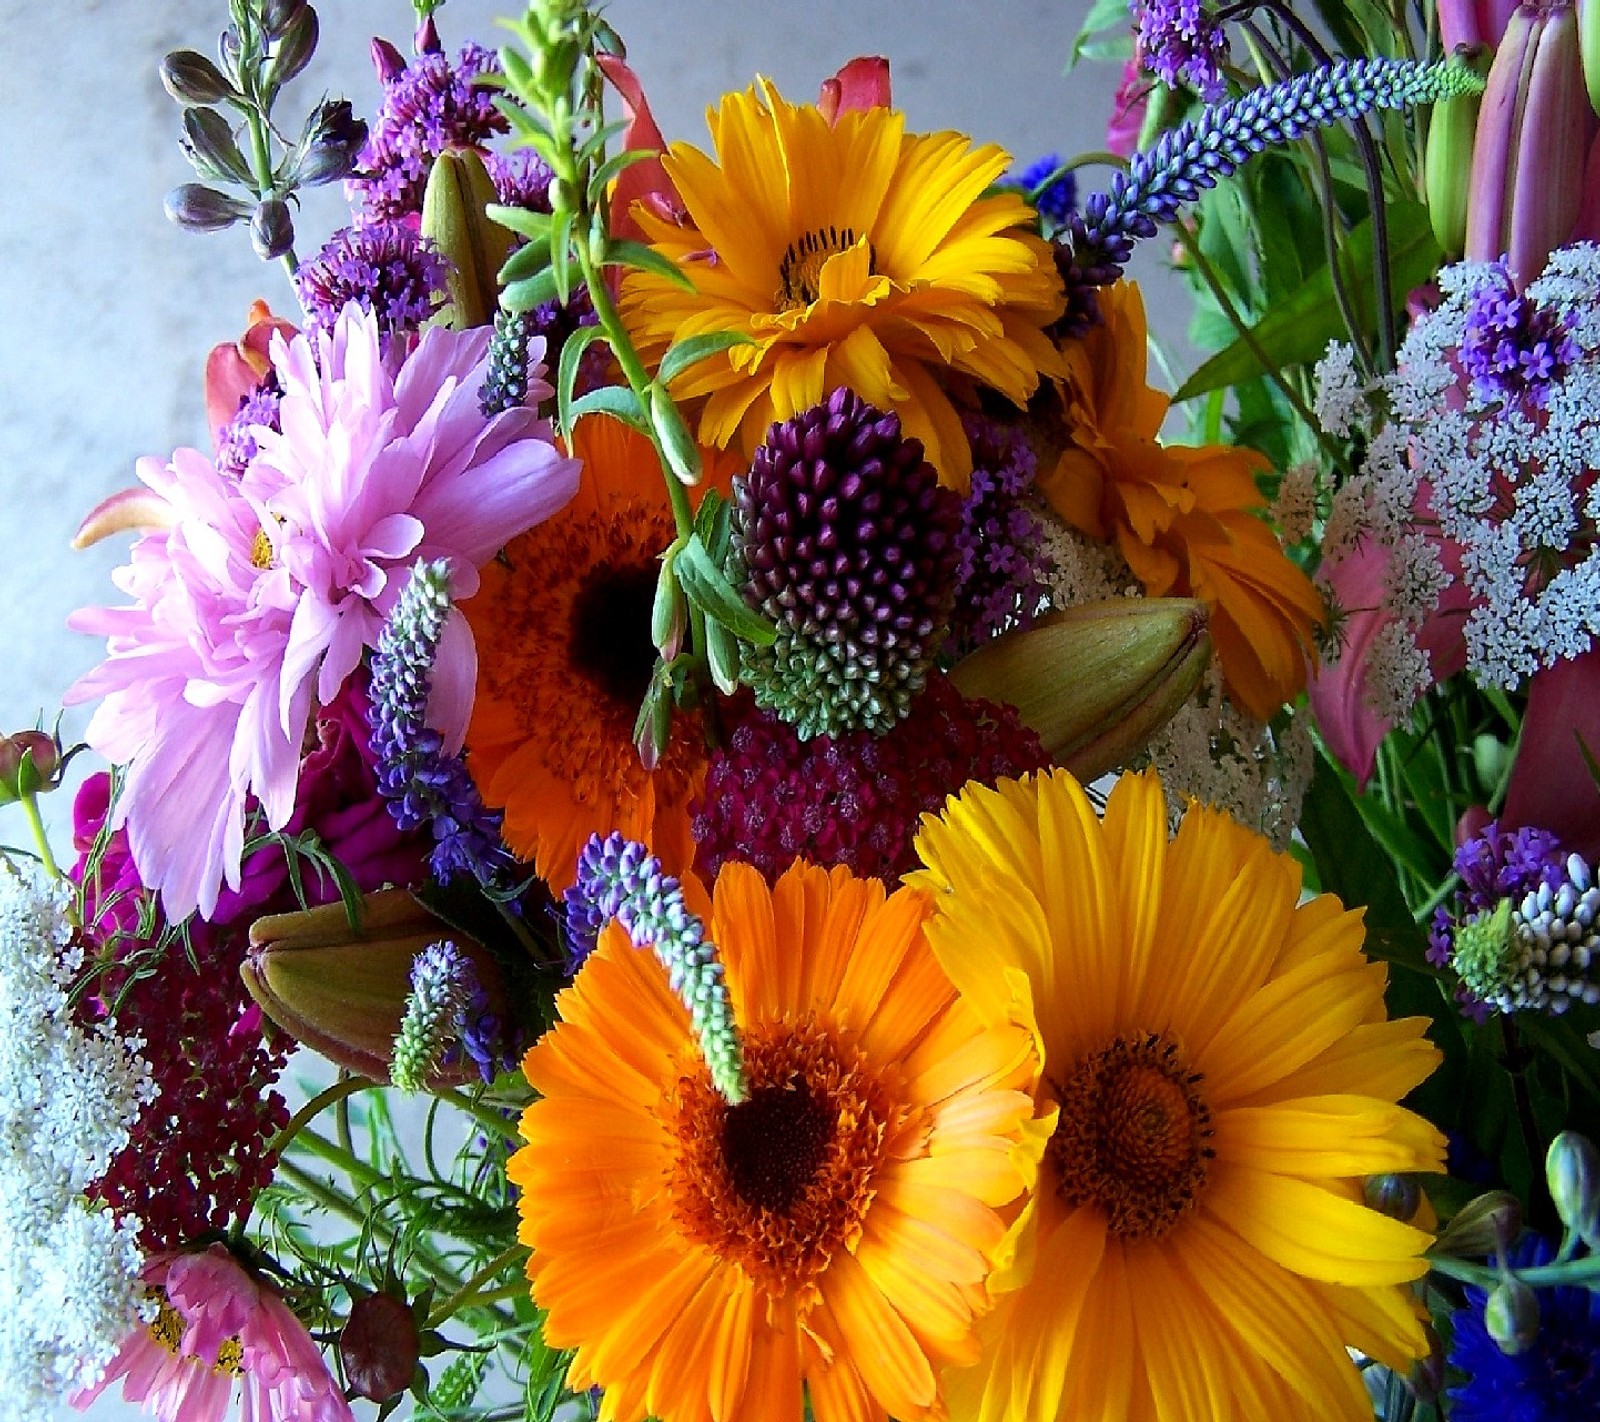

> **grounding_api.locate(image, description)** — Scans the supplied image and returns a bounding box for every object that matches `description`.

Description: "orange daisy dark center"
[776,225,874,309]
[668,1018,889,1294]
[1048,1031,1214,1240]
[567,559,660,712]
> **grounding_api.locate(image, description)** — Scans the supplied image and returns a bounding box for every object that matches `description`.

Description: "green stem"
[267,1075,378,1158]
[240,101,299,283]
[288,1126,386,1191]
[19,793,61,882]
[426,1243,529,1328]
[436,1087,525,1144]
[1429,1250,1600,1288]
[1171,223,1353,475]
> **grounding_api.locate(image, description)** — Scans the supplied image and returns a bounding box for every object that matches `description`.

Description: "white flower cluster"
[1142,666,1314,849]
[1312,340,1371,440]
[0,862,155,1413]
[1036,513,1140,608]
[1330,245,1600,689]
[1272,461,1321,546]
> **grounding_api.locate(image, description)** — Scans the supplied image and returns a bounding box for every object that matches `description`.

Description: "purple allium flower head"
[349,43,508,222]
[294,222,450,349]
[1459,259,1580,407]
[215,379,283,481]
[690,677,1050,883]
[949,413,1054,655]
[1015,153,1078,229]
[1429,820,1567,966]
[1137,0,1229,102]
[486,148,556,214]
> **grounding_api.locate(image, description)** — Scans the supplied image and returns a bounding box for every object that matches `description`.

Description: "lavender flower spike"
[565,832,746,1103]
[1067,57,1487,286]
[392,941,473,1091]
[368,559,512,887]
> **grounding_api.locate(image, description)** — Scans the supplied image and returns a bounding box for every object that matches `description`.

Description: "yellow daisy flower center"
[250,527,274,570]
[667,1018,889,1296]
[775,225,875,310]
[146,1288,244,1377]
[1048,1031,1215,1240]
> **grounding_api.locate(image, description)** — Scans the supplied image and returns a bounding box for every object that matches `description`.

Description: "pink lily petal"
[1503,648,1600,859]
[818,56,892,123]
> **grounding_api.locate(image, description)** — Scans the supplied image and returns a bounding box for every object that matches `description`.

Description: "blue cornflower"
[1015,153,1078,229]
[1449,1235,1600,1420]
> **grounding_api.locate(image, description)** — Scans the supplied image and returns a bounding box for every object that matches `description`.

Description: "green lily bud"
[1580,0,1600,116]
[948,598,1210,782]
[649,384,703,486]
[421,149,516,331]
[1485,1277,1540,1355]
[1547,1129,1600,1245]
[241,889,507,1084]
[1425,50,1487,259]
[1435,1189,1523,1257]
[653,543,688,661]
[160,50,236,105]
[164,183,252,233]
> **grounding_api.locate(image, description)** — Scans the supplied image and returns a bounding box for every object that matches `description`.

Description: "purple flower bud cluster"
[216,380,283,480]
[949,414,1054,655]
[368,561,512,888]
[1066,57,1484,287]
[1460,261,1580,408]
[1137,0,1229,103]
[348,43,508,223]
[295,222,451,349]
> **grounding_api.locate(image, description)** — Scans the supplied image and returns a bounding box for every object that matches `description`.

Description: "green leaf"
[1174,202,1442,400]
[497,234,553,286]
[675,534,778,645]
[557,323,610,432]
[566,384,650,433]
[587,146,659,206]
[601,238,695,290]
[549,206,576,307]
[500,268,560,314]
[657,330,754,386]
[694,489,733,560]
[485,203,552,243]
[1069,0,1137,66]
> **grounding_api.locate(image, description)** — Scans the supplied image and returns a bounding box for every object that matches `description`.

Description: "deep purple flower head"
[1137,0,1229,102]
[1015,153,1078,229]
[690,677,1051,883]
[486,148,556,214]
[949,413,1054,655]
[1449,1234,1600,1421]
[295,222,450,348]
[349,43,508,222]
[1460,259,1580,407]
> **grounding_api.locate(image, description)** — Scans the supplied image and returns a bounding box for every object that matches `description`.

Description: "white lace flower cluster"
[0,862,155,1411]
[1319,245,1600,690]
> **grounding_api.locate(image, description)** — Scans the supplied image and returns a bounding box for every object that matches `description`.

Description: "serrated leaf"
[566,384,650,433]
[675,535,777,645]
[501,268,560,313]
[693,489,732,558]
[557,324,610,432]
[486,204,553,242]
[1174,202,1441,400]
[657,330,754,386]
[600,238,695,289]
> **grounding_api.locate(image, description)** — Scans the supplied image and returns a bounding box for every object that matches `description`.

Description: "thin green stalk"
[436,1087,525,1144]
[267,1075,378,1158]
[426,1243,529,1327]
[19,794,61,882]
[289,1125,386,1191]
[1429,1250,1600,1288]
[241,103,300,282]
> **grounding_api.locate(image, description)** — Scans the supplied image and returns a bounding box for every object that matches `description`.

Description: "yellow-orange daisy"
[510,859,1043,1422]
[464,416,735,888]
[620,79,1067,489]
[1037,281,1326,720]
[910,768,1447,1422]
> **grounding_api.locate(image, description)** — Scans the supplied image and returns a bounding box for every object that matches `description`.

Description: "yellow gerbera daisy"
[1037,281,1326,720]
[620,79,1067,489]
[909,769,1447,1422]
[510,859,1043,1422]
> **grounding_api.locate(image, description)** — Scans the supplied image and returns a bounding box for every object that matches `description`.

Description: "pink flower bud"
[1438,0,1521,51]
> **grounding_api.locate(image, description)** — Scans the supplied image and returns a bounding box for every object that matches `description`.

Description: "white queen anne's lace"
[0,862,154,1412]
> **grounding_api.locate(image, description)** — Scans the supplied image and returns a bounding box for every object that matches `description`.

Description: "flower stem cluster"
[160,1,367,270]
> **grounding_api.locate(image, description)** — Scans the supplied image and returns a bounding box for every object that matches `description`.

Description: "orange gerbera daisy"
[910,769,1447,1422]
[510,859,1043,1422]
[1037,281,1325,720]
[464,416,735,888]
[620,79,1066,489]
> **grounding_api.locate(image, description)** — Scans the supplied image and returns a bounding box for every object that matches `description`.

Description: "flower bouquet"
[6,0,1598,1418]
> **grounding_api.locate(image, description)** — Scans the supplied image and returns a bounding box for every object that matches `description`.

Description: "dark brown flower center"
[776,225,876,309]
[1048,1031,1213,1240]
[722,1074,833,1211]
[566,560,659,710]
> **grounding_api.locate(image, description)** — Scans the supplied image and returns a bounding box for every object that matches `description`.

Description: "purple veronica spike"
[368,560,513,888]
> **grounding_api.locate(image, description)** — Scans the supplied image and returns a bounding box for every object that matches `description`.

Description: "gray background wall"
[1,3,1182,1417]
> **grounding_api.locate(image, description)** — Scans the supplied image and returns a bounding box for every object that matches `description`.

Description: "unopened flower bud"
[1485,1276,1540,1355]
[414,14,442,55]
[266,4,318,90]
[1580,0,1600,114]
[949,597,1211,782]
[160,49,235,105]
[370,36,407,84]
[1435,1189,1524,1257]
[421,149,513,329]
[1409,1323,1447,1405]
[294,99,367,186]
[1365,1173,1422,1221]
[241,888,508,1084]
[164,182,252,232]
[1547,1130,1600,1245]
[0,731,61,804]
[180,106,252,185]
[340,1291,421,1402]
[1425,49,1488,259]
[250,198,296,260]
[652,545,688,661]
[260,0,306,39]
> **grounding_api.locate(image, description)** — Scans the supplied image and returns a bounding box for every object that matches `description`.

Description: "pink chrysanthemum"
[68,304,581,918]
[73,1246,353,1422]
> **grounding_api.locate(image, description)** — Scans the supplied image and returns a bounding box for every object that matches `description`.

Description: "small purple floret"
[1137,0,1229,102]
[1460,261,1580,407]
[295,222,450,348]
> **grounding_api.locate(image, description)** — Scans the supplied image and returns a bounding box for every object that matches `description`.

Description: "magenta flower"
[73,1246,353,1422]
[69,304,581,919]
